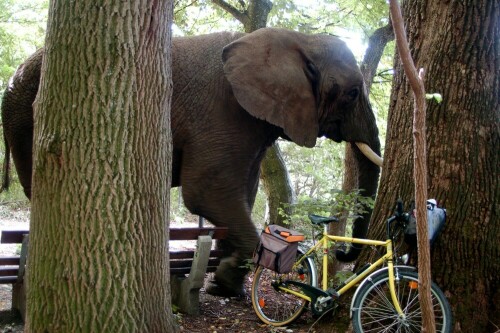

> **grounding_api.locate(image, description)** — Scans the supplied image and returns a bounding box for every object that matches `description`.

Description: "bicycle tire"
[251,250,316,326]
[351,269,452,333]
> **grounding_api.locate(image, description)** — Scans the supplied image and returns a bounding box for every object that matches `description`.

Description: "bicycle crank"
[311,294,338,316]
[282,280,337,316]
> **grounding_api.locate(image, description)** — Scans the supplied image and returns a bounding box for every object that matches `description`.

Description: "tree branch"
[360,22,395,90]
[211,0,249,26]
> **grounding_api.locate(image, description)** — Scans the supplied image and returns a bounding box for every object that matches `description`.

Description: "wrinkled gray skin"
[1,28,380,295]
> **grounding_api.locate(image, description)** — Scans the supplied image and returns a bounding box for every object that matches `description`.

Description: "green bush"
[278,189,375,239]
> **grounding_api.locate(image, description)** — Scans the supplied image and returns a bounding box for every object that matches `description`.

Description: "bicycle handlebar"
[386,200,410,240]
[396,199,404,217]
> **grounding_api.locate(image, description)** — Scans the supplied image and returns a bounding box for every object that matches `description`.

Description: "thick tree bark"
[367,1,499,332]
[245,0,272,32]
[28,1,176,332]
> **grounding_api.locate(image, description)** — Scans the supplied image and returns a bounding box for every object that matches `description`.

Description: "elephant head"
[221,28,382,261]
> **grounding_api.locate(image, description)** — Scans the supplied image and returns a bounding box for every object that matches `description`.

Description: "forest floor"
[175,276,352,333]
[0,204,352,333]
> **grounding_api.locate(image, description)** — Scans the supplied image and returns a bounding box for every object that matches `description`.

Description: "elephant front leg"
[205,214,259,297]
[183,190,260,297]
[213,169,261,260]
[180,149,263,297]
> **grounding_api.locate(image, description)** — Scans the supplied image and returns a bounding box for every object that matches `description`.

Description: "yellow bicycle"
[251,201,453,332]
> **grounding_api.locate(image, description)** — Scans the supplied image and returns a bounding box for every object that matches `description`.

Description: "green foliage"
[280,138,345,199]
[269,0,389,37]
[369,60,394,142]
[280,188,374,223]
[240,258,255,271]
[0,0,48,96]
[426,93,443,103]
[278,188,374,240]
[251,184,268,225]
[174,0,243,36]
[0,0,47,210]
[169,187,190,223]
[172,0,391,49]
[0,180,29,205]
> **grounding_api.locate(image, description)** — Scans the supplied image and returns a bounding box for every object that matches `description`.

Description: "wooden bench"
[169,227,229,314]
[0,230,29,320]
[0,226,228,318]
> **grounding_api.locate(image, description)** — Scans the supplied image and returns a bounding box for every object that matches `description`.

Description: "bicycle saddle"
[308,214,340,225]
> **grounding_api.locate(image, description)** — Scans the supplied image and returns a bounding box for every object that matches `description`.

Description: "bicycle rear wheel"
[251,250,316,326]
[351,269,452,333]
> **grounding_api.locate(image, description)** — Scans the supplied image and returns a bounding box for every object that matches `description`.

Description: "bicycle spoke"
[352,270,452,333]
[251,250,315,326]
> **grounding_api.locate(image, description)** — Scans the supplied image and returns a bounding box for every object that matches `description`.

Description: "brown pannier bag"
[253,225,305,273]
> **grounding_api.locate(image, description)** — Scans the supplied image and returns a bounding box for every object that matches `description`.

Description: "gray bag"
[253,225,304,273]
[404,199,446,246]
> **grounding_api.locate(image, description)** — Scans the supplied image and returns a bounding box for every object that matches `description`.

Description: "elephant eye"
[304,60,320,104]
[347,88,359,101]
[305,61,319,82]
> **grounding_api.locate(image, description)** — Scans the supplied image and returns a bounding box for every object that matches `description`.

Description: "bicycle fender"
[298,246,318,288]
[349,265,417,318]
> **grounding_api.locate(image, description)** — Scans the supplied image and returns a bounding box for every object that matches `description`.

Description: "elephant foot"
[205,280,246,298]
[205,257,248,298]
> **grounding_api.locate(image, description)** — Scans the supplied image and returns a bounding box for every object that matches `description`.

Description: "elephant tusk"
[355,142,383,168]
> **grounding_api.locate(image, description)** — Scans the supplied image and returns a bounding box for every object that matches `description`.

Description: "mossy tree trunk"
[366,1,499,332]
[260,143,295,225]
[28,1,177,332]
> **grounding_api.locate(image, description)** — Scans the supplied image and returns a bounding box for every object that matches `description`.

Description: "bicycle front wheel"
[251,250,315,326]
[352,269,452,333]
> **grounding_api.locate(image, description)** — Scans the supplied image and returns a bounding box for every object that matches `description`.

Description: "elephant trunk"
[335,137,381,262]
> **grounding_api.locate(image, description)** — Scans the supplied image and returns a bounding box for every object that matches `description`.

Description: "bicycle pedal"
[326,288,340,298]
[318,296,332,304]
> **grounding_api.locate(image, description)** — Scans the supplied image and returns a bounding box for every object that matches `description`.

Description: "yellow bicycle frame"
[280,229,405,316]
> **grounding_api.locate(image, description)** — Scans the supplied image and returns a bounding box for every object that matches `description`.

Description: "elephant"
[1,28,382,296]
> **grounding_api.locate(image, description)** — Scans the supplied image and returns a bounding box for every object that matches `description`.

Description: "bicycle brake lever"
[396,199,404,217]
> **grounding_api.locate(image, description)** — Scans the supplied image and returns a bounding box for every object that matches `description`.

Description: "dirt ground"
[0,205,351,333]
[0,277,351,333]
[177,275,352,333]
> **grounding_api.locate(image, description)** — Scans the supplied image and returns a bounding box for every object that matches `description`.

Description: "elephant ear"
[222,28,319,148]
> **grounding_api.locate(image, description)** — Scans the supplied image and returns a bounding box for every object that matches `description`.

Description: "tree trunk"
[360,23,394,91]
[28,1,177,332]
[245,0,272,32]
[260,143,295,226]
[367,1,499,332]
